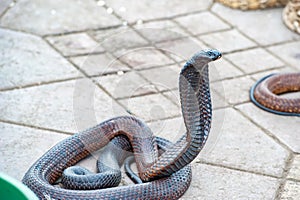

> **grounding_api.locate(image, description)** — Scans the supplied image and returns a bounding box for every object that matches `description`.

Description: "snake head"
[194,49,222,62]
[186,49,222,71]
[203,49,222,61]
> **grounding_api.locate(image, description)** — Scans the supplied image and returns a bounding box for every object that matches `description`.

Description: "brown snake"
[215,0,289,10]
[22,50,222,199]
[251,73,300,116]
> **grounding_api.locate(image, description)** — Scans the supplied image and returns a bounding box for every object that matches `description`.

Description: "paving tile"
[156,37,208,62]
[70,53,130,76]
[0,0,121,35]
[213,76,255,104]
[199,30,256,53]
[119,93,180,122]
[89,26,129,42]
[281,181,300,200]
[46,33,105,56]
[181,164,279,200]
[209,58,243,82]
[95,71,157,99]
[268,41,300,70]
[203,104,228,155]
[162,90,181,107]
[237,103,300,153]
[134,20,188,43]
[0,0,12,15]
[91,28,149,57]
[148,117,186,143]
[0,79,127,133]
[139,64,181,91]
[225,48,284,74]
[106,0,213,23]
[288,155,300,181]
[0,28,80,90]
[175,12,230,35]
[211,88,228,110]
[251,67,297,81]
[210,77,229,103]
[172,54,187,63]
[199,108,289,177]
[0,122,68,180]
[212,4,300,46]
[119,48,174,70]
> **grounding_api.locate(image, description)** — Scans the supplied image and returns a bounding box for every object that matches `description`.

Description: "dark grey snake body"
[22,50,222,200]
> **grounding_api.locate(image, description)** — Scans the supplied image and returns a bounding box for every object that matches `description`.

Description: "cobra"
[22,49,222,200]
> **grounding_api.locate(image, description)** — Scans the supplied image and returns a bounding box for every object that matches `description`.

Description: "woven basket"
[283,0,300,34]
[215,0,288,10]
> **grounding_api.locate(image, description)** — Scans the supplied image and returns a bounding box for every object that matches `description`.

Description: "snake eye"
[205,49,222,60]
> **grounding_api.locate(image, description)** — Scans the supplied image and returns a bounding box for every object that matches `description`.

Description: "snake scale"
[250,73,300,116]
[215,0,289,10]
[22,49,222,200]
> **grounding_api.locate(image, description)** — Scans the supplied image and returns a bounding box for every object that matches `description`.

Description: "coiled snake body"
[250,73,300,116]
[22,50,222,199]
[215,0,289,10]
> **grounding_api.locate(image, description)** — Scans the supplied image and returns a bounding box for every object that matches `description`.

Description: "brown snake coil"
[253,73,300,114]
[22,50,222,200]
[215,0,289,10]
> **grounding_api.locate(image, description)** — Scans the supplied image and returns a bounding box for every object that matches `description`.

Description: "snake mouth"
[202,49,222,61]
[210,50,222,61]
[213,55,222,61]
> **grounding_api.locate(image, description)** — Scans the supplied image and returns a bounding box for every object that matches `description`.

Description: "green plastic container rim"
[0,172,38,200]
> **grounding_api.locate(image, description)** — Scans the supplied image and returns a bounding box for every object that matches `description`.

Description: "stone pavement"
[0,0,300,199]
